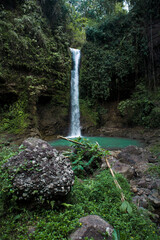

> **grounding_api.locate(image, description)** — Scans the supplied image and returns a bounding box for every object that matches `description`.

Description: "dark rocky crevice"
[0,92,18,109]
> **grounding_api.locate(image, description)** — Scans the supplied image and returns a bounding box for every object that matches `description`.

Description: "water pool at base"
[49,136,143,149]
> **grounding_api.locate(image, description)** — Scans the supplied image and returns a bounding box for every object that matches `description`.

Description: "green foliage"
[0,3,69,73]
[80,12,146,104]
[147,143,160,177]
[118,84,160,128]
[68,0,124,21]
[0,100,29,134]
[0,0,24,9]
[65,137,108,177]
[0,145,19,216]
[40,0,69,29]
[130,0,160,22]
[112,229,120,240]
[80,99,98,126]
[86,13,131,45]
[147,164,160,178]
[120,200,132,214]
[150,143,160,158]
[79,0,160,119]
[66,10,87,47]
[80,42,112,103]
[0,0,71,118]
[0,144,159,239]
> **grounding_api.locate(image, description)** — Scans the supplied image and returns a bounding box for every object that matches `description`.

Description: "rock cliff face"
[37,100,70,137]
[0,0,71,137]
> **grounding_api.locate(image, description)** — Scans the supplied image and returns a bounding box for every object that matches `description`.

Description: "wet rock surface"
[97,126,160,147]
[3,138,74,201]
[104,146,160,222]
[70,215,113,240]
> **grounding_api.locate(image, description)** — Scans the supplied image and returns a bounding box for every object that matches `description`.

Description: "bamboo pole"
[57,135,84,146]
[105,157,125,202]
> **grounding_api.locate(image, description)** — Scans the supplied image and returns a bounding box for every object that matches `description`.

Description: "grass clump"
[148,143,160,177]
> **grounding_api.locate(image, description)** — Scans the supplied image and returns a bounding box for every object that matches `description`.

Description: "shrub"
[118,84,160,128]
[80,99,98,126]
[65,137,109,177]
[0,100,29,134]
[0,144,19,216]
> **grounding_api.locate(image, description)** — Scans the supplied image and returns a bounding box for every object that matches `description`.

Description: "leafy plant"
[118,85,160,128]
[0,145,19,216]
[0,100,29,134]
[120,200,132,214]
[65,137,109,177]
[112,229,120,240]
[80,99,98,126]
[147,143,160,176]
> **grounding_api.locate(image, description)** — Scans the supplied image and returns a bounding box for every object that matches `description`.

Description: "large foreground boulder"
[3,138,74,201]
[70,215,113,240]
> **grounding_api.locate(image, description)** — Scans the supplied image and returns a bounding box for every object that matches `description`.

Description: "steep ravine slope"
[0,0,71,139]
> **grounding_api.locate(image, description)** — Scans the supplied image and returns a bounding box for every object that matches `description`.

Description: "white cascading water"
[69,48,81,137]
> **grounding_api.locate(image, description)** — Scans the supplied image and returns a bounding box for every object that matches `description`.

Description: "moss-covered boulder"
[3,138,74,201]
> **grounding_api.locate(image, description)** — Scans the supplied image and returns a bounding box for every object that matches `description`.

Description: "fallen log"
[57,135,84,146]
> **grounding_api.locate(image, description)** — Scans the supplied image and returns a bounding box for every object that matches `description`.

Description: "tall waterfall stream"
[50,48,143,149]
[69,48,81,137]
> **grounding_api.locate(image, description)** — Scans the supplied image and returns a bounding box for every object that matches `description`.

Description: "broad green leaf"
[120,200,127,212]
[126,202,132,214]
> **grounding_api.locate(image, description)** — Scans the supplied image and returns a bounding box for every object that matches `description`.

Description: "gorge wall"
[0,0,160,142]
[0,0,72,139]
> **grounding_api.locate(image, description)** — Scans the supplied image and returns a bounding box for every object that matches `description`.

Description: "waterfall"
[69,48,81,137]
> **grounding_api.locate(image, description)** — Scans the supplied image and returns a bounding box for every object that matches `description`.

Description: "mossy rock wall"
[0,0,71,136]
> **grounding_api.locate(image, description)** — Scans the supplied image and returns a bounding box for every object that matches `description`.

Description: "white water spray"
[69,48,81,137]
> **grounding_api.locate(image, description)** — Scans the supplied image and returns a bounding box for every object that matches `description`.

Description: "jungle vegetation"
[0,1,160,239]
[0,0,160,134]
[78,0,160,128]
[0,139,160,239]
